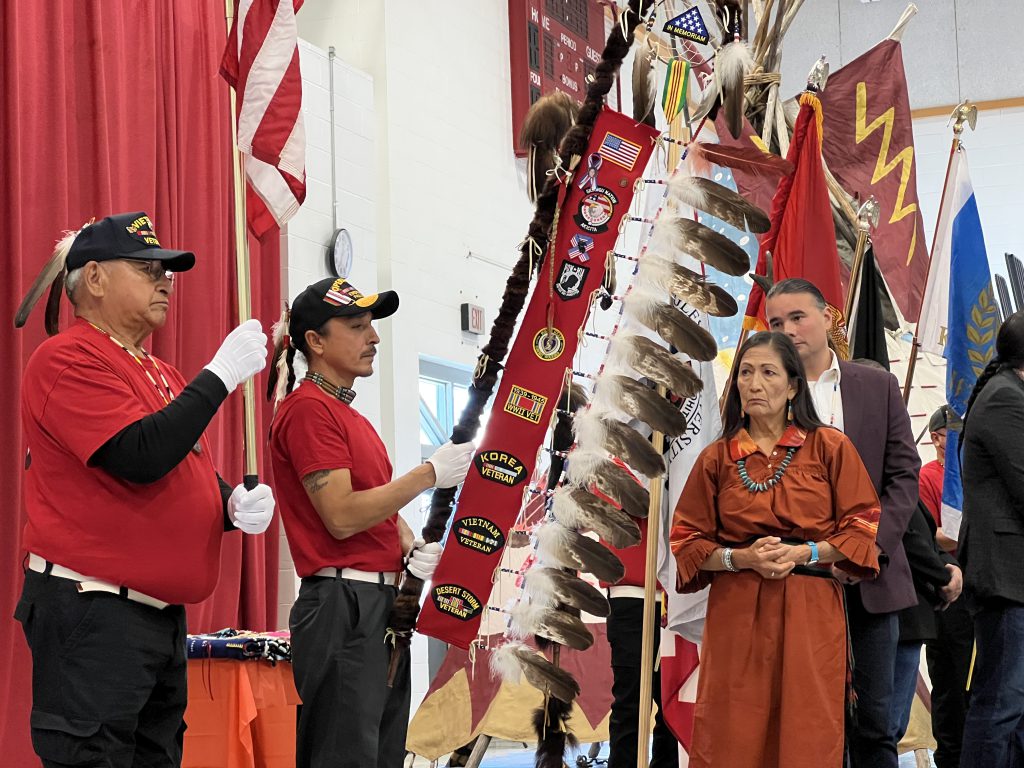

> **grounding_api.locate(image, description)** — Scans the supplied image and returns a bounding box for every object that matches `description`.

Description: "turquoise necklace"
[737,447,797,493]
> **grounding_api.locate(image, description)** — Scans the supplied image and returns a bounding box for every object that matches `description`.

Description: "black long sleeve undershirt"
[90,370,237,530]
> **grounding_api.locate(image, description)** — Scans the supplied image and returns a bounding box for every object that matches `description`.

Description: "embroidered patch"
[474,450,528,486]
[125,215,161,247]
[573,187,618,234]
[454,516,506,555]
[431,584,483,621]
[554,260,590,301]
[663,7,710,45]
[597,132,643,171]
[503,385,548,424]
[533,327,566,361]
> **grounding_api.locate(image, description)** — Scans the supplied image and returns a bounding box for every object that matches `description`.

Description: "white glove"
[228,483,275,535]
[426,440,475,488]
[205,319,269,393]
[407,538,443,580]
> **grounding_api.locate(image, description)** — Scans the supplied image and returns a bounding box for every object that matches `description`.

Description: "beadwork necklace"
[304,372,356,404]
[737,447,797,493]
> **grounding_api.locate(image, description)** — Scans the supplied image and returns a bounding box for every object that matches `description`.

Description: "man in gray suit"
[766,278,920,768]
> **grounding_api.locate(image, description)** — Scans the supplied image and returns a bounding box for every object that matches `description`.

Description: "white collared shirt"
[808,350,844,432]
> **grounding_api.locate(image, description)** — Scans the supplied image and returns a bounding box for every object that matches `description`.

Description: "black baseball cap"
[66,212,195,272]
[289,277,399,340]
[929,405,951,433]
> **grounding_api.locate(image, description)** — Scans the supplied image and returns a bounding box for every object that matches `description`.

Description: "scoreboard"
[508,0,609,156]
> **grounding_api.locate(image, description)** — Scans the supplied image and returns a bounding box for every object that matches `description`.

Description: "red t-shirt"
[919,459,944,526]
[269,382,401,576]
[21,319,223,604]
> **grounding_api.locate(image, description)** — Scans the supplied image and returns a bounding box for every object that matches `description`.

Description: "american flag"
[598,132,643,170]
[221,0,307,237]
[664,6,710,44]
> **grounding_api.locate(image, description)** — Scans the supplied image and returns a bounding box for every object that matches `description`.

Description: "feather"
[266,303,292,407]
[523,567,610,617]
[551,486,642,549]
[631,32,658,124]
[609,333,703,398]
[666,176,769,233]
[573,408,665,478]
[510,644,581,703]
[510,601,595,651]
[638,256,738,317]
[623,292,718,361]
[15,228,81,331]
[565,450,651,519]
[715,39,753,139]
[650,216,750,276]
[689,141,793,180]
[519,91,579,203]
[490,640,527,684]
[601,375,688,437]
[533,696,577,768]
[535,521,625,583]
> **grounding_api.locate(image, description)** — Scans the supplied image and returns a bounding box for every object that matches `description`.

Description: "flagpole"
[901,101,976,404]
[843,197,880,325]
[636,403,666,768]
[225,0,260,487]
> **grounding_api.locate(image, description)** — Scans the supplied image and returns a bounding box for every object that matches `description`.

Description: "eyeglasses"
[124,259,174,283]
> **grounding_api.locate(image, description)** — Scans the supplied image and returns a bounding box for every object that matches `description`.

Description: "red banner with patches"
[417,108,658,649]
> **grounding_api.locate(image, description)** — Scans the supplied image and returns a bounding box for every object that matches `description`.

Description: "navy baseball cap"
[289,277,399,340]
[66,212,195,272]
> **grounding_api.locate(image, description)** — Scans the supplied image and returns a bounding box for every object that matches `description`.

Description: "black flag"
[851,245,890,370]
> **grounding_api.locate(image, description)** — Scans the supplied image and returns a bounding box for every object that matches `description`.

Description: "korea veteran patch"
[474,450,528,486]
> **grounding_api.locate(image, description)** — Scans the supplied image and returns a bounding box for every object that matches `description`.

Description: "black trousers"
[290,576,411,768]
[846,587,900,768]
[925,598,973,768]
[15,568,187,768]
[606,597,678,768]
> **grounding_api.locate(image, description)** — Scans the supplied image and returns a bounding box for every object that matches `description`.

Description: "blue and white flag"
[917,147,998,539]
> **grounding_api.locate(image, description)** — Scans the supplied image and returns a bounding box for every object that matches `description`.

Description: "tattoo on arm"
[302,470,331,495]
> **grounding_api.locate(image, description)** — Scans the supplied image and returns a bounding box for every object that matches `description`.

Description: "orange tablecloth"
[183,659,299,768]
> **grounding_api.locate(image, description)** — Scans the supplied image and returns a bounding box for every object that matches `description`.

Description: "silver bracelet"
[722,547,739,572]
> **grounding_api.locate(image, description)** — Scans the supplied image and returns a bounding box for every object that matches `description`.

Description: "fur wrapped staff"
[520,91,579,204]
[384,0,654,682]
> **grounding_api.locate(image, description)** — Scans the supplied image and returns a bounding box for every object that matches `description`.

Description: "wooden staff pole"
[902,105,973,403]
[225,0,260,487]
[636,403,666,768]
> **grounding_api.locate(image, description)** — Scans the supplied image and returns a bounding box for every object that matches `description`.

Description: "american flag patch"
[569,233,594,261]
[598,132,643,170]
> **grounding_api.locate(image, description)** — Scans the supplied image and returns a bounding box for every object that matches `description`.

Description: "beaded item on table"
[737,446,797,493]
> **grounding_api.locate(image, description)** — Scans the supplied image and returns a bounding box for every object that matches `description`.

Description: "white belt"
[27,553,170,610]
[312,566,401,585]
[608,585,664,600]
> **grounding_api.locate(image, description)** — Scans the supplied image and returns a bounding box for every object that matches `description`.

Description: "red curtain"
[1,2,282,763]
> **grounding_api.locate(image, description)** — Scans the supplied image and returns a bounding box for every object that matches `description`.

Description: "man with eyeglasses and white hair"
[14,211,275,768]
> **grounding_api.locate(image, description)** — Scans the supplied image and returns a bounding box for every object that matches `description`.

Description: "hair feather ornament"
[573,407,665,479]
[564,449,650,518]
[714,34,753,139]
[551,485,642,549]
[666,176,770,233]
[15,225,89,335]
[623,290,718,361]
[523,566,610,617]
[638,255,739,317]
[535,521,626,584]
[266,304,292,408]
[509,601,595,651]
[608,333,703,398]
[649,215,750,276]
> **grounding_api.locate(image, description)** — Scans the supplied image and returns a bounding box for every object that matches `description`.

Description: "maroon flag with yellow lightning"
[820,39,929,322]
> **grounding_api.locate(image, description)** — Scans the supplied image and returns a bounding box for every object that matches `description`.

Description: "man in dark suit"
[766,279,920,768]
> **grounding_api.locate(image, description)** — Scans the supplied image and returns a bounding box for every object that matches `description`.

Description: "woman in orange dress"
[670,331,881,768]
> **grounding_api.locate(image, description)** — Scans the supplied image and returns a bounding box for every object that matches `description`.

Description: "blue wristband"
[806,540,819,565]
